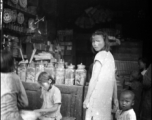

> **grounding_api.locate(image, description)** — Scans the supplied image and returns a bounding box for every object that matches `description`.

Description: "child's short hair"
[120,90,135,100]
[38,72,55,84]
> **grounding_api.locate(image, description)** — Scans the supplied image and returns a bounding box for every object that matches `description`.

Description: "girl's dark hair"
[0,50,15,73]
[91,30,111,54]
[38,72,55,84]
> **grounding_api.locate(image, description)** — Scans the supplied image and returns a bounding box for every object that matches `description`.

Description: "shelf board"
[3,28,34,36]
[14,55,27,60]
[4,2,36,18]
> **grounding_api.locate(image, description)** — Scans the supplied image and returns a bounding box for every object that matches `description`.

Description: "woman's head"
[38,72,55,91]
[0,50,15,73]
[91,30,110,53]
[138,57,150,70]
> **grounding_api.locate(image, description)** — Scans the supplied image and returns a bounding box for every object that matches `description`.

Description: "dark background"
[32,0,151,59]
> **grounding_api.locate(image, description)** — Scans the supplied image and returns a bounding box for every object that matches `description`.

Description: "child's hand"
[112,99,119,113]
[83,99,89,109]
[34,109,44,114]
[111,108,117,113]
[34,109,41,112]
[34,109,47,116]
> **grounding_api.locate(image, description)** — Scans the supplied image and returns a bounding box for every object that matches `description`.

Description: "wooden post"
[0,0,3,49]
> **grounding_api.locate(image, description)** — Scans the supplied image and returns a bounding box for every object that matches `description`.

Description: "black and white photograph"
[0,0,151,120]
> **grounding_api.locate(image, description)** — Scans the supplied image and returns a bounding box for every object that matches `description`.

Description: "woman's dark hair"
[0,50,15,73]
[90,30,111,54]
[138,57,151,69]
[38,72,55,84]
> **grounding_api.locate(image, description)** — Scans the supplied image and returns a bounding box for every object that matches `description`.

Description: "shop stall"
[1,0,145,120]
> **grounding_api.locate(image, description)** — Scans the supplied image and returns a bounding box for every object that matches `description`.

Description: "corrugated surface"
[112,41,143,61]
[115,60,139,75]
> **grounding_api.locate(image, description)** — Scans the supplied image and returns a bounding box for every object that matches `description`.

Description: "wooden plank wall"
[112,41,143,61]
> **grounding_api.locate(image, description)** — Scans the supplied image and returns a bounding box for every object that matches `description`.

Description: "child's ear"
[48,79,52,84]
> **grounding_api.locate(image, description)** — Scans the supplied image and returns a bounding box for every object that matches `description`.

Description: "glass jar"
[75,63,87,86]
[26,61,35,82]
[65,64,75,85]
[18,63,27,82]
[45,62,55,79]
[35,61,45,82]
[55,61,65,85]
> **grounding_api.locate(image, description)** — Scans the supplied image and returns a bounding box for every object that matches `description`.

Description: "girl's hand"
[113,99,119,113]
[83,99,89,109]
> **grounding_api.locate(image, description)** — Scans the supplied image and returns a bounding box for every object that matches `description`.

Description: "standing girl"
[83,30,118,120]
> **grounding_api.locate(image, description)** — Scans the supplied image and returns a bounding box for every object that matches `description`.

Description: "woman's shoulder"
[1,72,19,80]
[95,51,113,61]
[97,50,108,55]
[95,51,107,58]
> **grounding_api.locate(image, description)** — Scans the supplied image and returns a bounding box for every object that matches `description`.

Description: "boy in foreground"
[115,90,136,120]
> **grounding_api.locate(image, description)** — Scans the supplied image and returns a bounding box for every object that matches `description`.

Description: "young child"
[34,72,62,120]
[115,90,136,120]
[123,70,143,119]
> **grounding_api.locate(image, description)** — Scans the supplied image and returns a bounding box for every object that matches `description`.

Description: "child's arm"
[34,103,60,114]
[35,87,62,115]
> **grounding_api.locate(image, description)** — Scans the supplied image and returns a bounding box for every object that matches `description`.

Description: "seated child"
[124,70,143,119]
[115,90,136,120]
[34,72,62,120]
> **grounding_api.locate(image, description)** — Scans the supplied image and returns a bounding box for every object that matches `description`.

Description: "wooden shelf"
[2,1,37,60]
[4,2,36,18]
[14,55,27,61]
[3,28,34,36]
